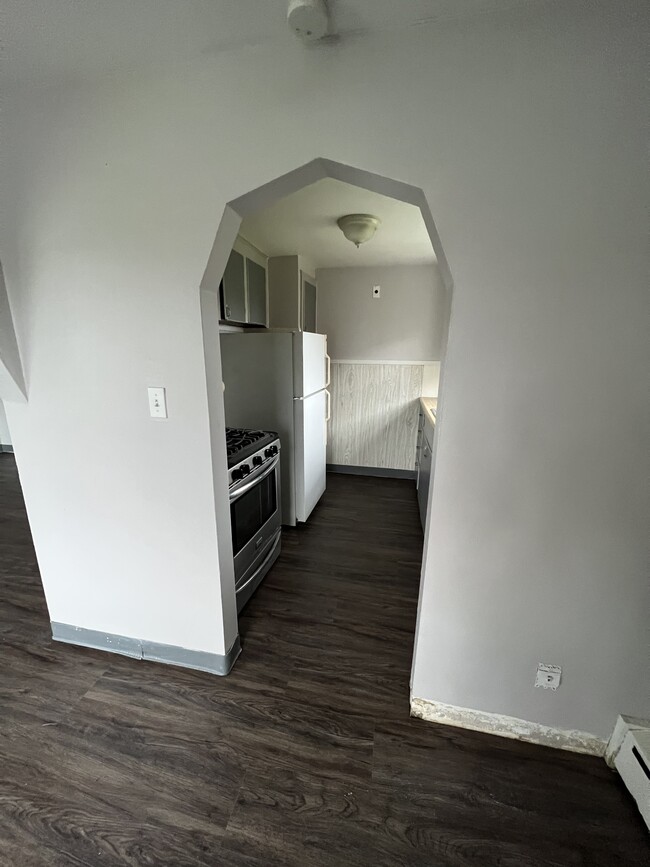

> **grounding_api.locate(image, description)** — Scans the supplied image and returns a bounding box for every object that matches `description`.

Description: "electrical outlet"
[535,662,561,690]
[372,285,381,299]
[148,387,167,419]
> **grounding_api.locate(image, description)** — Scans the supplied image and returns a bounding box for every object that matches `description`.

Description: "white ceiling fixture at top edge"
[287,0,330,42]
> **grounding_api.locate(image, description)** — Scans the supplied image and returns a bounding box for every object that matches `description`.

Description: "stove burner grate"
[225,427,278,467]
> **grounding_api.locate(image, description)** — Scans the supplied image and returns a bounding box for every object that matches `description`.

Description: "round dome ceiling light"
[337,214,381,248]
[287,0,329,43]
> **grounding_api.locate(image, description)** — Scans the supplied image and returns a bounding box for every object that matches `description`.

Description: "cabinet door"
[302,278,317,333]
[246,259,267,326]
[417,436,432,530]
[415,409,424,487]
[221,250,247,324]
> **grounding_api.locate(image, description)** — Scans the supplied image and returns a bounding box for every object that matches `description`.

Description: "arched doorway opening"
[199,158,454,675]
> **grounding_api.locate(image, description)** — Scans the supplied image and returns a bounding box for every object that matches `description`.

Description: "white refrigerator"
[220,330,330,526]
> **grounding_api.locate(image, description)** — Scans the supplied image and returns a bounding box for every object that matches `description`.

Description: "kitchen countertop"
[420,397,437,427]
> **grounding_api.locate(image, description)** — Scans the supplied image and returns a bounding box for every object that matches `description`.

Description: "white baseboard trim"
[410,696,607,757]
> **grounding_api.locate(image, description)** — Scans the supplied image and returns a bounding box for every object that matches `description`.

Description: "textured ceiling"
[4,0,541,87]
[240,177,436,269]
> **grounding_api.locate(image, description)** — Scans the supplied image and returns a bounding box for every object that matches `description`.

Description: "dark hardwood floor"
[0,453,647,866]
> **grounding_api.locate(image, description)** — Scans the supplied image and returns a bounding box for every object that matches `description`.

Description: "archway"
[199,157,454,669]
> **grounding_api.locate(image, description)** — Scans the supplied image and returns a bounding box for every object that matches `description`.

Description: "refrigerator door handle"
[325,389,331,422]
[325,353,331,387]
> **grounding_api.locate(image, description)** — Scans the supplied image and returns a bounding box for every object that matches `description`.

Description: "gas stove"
[226,427,279,487]
[226,426,282,613]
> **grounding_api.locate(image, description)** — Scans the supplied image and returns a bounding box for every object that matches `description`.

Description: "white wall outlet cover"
[148,386,167,419]
[372,285,381,298]
[535,662,562,690]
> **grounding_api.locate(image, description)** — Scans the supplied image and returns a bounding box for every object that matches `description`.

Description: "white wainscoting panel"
[327,362,424,470]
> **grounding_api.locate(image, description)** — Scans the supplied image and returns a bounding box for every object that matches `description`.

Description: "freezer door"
[294,389,328,523]
[293,332,328,398]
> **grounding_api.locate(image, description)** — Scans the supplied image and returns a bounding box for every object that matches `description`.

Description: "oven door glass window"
[231,471,277,557]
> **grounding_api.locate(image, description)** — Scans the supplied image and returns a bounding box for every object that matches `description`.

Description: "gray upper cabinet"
[246,258,267,326]
[221,249,247,324]
[221,245,267,327]
[302,277,317,332]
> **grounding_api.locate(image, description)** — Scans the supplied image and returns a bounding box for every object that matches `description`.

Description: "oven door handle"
[236,529,282,595]
[229,455,280,502]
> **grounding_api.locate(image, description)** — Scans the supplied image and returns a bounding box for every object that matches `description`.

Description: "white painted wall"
[317,264,445,468]
[2,80,237,655]
[316,265,447,362]
[0,402,11,446]
[2,1,648,735]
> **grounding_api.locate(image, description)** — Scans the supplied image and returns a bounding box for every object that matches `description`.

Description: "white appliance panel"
[294,389,328,523]
[293,332,328,398]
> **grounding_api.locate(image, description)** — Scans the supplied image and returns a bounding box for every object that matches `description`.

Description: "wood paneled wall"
[327,363,424,470]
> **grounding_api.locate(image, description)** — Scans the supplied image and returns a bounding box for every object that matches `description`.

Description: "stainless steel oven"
[228,435,282,612]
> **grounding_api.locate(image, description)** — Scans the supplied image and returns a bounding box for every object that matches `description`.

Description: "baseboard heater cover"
[327,464,416,481]
[51,622,241,676]
[410,696,607,756]
[606,714,650,830]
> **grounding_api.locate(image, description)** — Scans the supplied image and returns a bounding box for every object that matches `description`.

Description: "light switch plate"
[535,662,561,690]
[148,387,167,418]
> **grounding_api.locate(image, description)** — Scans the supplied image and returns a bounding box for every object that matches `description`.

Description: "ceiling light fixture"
[337,214,381,248]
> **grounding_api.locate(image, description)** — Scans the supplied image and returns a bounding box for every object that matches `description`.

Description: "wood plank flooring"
[0,453,647,866]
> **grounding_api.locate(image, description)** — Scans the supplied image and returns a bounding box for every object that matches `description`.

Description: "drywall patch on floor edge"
[410,696,606,757]
[51,622,241,676]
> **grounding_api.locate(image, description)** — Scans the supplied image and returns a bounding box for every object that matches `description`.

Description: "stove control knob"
[270,445,279,456]
[240,464,251,476]
[252,455,263,466]
[264,447,274,458]
[231,468,244,481]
